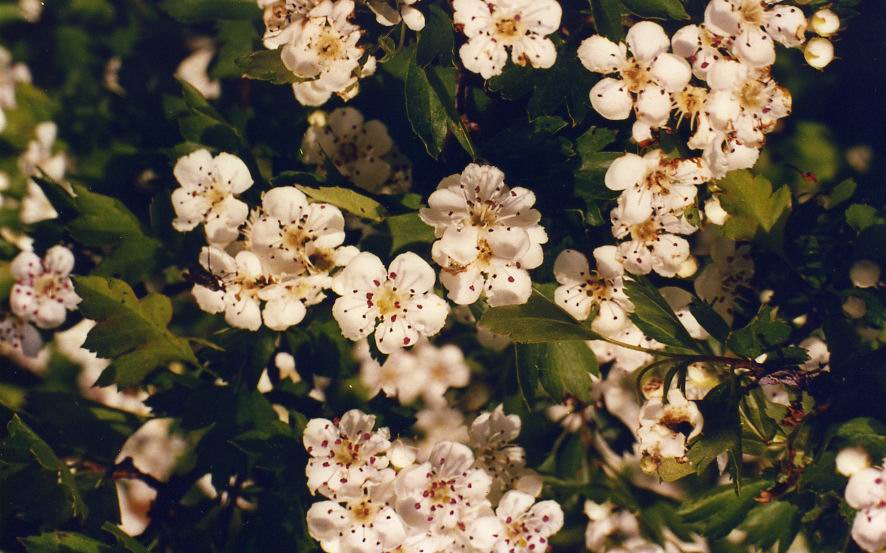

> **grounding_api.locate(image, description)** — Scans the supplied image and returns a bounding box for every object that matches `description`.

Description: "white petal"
[593,245,624,280]
[261,186,309,222]
[846,468,886,509]
[589,78,633,120]
[469,515,505,553]
[388,252,436,295]
[332,295,377,340]
[485,266,532,307]
[406,293,449,336]
[650,53,692,92]
[192,285,226,314]
[634,84,671,127]
[577,35,625,73]
[605,153,646,191]
[333,252,387,295]
[402,5,426,31]
[733,28,776,68]
[460,35,508,79]
[306,501,348,541]
[511,35,557,70]
[263,297,307,331]
[554,249,590,284]
[173,149,213,188]
[671,25,701,59]
[766,5,807,48]
[625,21,670,62]
[213,152,253,194]
[439,225,481,265]
[439,265,484,305]
[496,490,535,519]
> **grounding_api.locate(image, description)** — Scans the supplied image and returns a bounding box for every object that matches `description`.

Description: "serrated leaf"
[6,416,89,521]
[74,276,197,386]
[726,306,790,358]
[576,127,618,168]
[845,203,883,233]
[479,290,600,343]
[834,417,886,458]
[739,502,801,553]
[621,0,689,19]
[235,50,304,84]
[159,0,260,22]
[717,170,791,251]
[386,212,435,253]
[624,277,700,352]
[296,185,386,222]
[689,296,730,343]
[823,178,856,210]
[516,341,597,403]
[677,479,772,538]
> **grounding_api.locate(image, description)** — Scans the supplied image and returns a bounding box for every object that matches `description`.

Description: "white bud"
[850,260,880,288]
[810,8,840,37]
[760,289,775,303]
[677,255,698,278]
[704,195,729,225]
[792,314,808,327]
[843,296,867,319]
[804,37,835,69]
[836,447,871,477]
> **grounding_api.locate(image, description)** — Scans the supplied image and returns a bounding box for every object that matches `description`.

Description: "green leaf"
[516,341,598,403]
[834,417,886,458]
[575,127,618,167]
[405,56,476,159]
[20,532,114,553]
[102,523,149,553]
[416,5,455,66]
[677,479,772,538]
[621,0,690,19]
[6,416,88,521]
[159,0,260,22]
[845,203,883,233]
[739,502,801,553]
[726,306,790,358]
[213,20,260,79]
[589,0,625,40]
[479,290,600,343]
[296,185,387,222]
[235,50,304,84]
[717,170,791,251]
[823,178,856,210]
[513,344,539,405]
[74,276,198,386]
[386,213,435,253]
[624,277,700,352]
[689,296,730,344]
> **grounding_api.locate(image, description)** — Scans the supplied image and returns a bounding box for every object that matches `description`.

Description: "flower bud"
[836,447,870,477]
[804,37,835,69]
[677,255,698,278]
[843,296,867,319]
[810,8,840,37]
[704,196,729,225]
[850,259,880,288]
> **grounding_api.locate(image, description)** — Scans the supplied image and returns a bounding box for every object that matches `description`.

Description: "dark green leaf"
[159,0,260,22]
[416,5,455,66]
[718,170,791,251]
[677,479,772,538]
[479,290,600,343]
[589,0,625,40]
[621,0,690,19]
[517,341,597,403]
[405,56,475,159]
[689,296,730,343]
[235,50,304,84]
[102,523,149,553]
[624,277,700,352]
[20,532,113,553]
[726,306,790,358]
[386,213,435,253]
[845,203,883,233]
[739,502,801,553]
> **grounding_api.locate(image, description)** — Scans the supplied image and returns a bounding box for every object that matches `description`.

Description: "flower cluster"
[303,407,562,553]
[258,0,382,106]
[420,163,548,307]
[844,455,886,552]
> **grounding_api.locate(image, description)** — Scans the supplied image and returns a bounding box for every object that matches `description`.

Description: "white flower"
[175,41,221,100]
[852,507,886,553]
[414,407,470,459]
[411,340,471,407]
[671,24,728,79]
[10,246,80,329]
[118,418,187,480]
[553,247,632,336]
[191,246,269,331]
[18,0,43,22]
[469,490,564,553]
[694,238,753,324]
[250,186,347,274]
[453,0,561,79]
[0,47,31,133]
[637,389,703,471]
[332,251,449,353]
[281,0,367,106]
[0,314,42,358]
[259,273,331,330]
[696,126,761,179]
[307,470,407,553]
[259,0,323,49]
[799,336,829,372]
[605,150,710,225]
[611,201,697,277]
[703,195,729,225]
[395,440,492,530]
[589,323,663,373]
[704,0,807,67]
[547,397,594,433]
[18,122,66,224]
[578,22,691,141]
[303,409,392,497]
[659,286,708,340]
[702,60,791,149]
[171,149,254,245]
[850,259,880,289]
[301,108,397,192]
[420,163,547,307]
[810,9,840,37]
[845,460,886,552]
[368,0,425,31]
[469,405,527,499]
[836,447,871,477]
[359,345,426,404]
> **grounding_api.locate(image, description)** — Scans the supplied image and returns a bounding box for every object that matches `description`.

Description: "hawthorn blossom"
[469,405,527,499]
[301,108,400,192]
[469,490,564,553]
[547,397,594,433]
[659,286,708,340]
[414,407,470,459]
[303,409,392,497]
[175,40,221,100]
[637,389,703,472]
[359,345,424,404]
[259,0,323,49]
[250,186,347,275]
[10,246,79,329]
[0,46,31,133]
[845,460,886,552]
[332,252,449,354]
[420,163,547,307]
[694,238,754,324]
[394,440,492,531]
[191,246,270,331]
[306,470,407,553]
[0,313,41,358]
[589,323,664,373]
[259,273,331,330]
[18,122,67,224]
[368,0,425,31]
[605,150,710,225]
[704,0,807,67]
[171,149,254,245]
[799,336,829,372]
[804,37,834,69]
[453,0,562,79]
[578,22,692,142]
[366,340,470,406]
[611,201,697,277]
[553,247,632,336]
[280,0,370,106]
[671,24,729,79]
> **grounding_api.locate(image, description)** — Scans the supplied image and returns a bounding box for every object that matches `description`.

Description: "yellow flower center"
[315,30,344,61]
[630,219,659,243]
[34,274,60,297]
[739,0,766,26]
[374,283,402,317]
[494,16,524,41]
